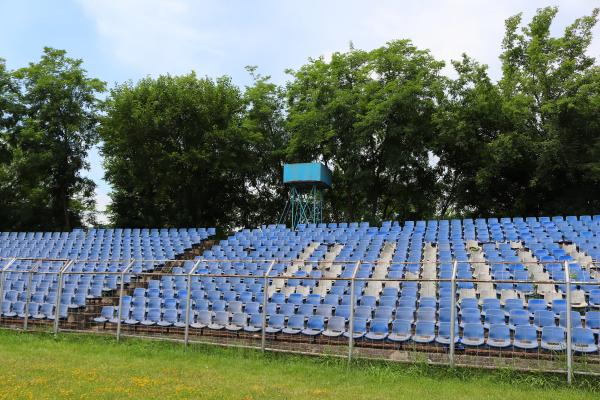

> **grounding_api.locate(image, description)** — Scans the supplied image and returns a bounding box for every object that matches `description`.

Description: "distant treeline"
[0,7,599,231]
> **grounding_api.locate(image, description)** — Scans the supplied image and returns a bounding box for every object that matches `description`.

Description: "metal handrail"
[23,260,42,331]
[564,260,573,384]
[184,260,203,347]
[347,260,361,363]
[53,260,74,335]
[449,259,458,366]
[116,260,135,341]
[0,258,17,324]
[261,260,277,351]
[1,256,597,382]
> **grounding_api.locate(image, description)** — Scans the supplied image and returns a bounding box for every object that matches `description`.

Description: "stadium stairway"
[90,233,218,334]
[158,237,217,273]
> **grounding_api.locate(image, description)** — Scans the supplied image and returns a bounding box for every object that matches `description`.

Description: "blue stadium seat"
[283,314,305,335]
[412,321,435,344]
[460,308,481,328]
[322,316,345,337]
[559,311,583,328]
[513,325,539,350]
[243,313,263,333]
[208,311,229,330]
[508,309,531,330]
[483,309,505,329]
[365,319,389,340]
[388,319,412,342]
[527,299,547,316]
[191,310,213,329]
[541,326,566,351]
[534,310,556,331]
[157,309,179,327]
[487,324,512,348]
[572,327,598,353]
[435,322,459,345]
[302,315,325,336]
[266,314,286,334]
[461,323,485,347]
[586,311,600,333]
[94,306,114,323]
[225,312,248,331]
[343,317,367,339]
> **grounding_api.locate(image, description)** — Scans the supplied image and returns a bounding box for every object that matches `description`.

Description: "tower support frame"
[279,162,331,229]
[278,185,324,229]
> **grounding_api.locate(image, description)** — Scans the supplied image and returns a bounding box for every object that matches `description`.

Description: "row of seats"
[91,217,600,349]
[93,305,598,353]
[95,299,600,330]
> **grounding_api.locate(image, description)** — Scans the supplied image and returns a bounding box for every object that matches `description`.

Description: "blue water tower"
[278,163,332,229]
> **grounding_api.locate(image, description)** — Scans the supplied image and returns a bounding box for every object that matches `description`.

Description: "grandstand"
[0,228,214,325]
[0,217,599,379]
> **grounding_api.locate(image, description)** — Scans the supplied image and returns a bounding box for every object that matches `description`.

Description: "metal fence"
[0,257,598,383]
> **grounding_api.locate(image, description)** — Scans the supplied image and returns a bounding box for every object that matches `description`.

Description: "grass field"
[0,330,598,399]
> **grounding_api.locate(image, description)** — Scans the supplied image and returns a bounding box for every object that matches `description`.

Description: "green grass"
[0,330,598,399]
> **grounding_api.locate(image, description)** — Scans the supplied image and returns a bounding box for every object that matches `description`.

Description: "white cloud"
[94,191,111,225]
[357,0,599,80]
[81,145,111,224]
[357,1,508,78]
[77,0,599,83]
[77,0,224,76]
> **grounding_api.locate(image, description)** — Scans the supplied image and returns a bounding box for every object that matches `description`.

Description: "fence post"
[116,260,134,341]
[348,260,361,364]
[184,260,202,348]
[449,259,459,367]
[261,260,276,352]
[0,258,17,324]
[564,260,572,384]
[54,260,73,336]
[23,261,41,331]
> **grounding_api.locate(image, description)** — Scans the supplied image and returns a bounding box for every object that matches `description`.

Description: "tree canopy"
[100,71,285,229]
[0,7,598,231]
[435,7,600,217]
[285,41,445,223]
[0,48,105,230]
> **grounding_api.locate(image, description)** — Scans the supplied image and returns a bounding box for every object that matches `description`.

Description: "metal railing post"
[54,260,73,336]
[184,260,202,347]
[348,260,361,363]
[116,260,134,341]
[0,258,17,324]
[449,259,459,367]
[23,261,41,331]
[564,260,573,384]
[261,260,277,352]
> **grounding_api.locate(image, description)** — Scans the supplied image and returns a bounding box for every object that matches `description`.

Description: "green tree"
[0,58,18,130]
[435,7,600,217]
[240,66,288,227]
[498,6,600,215]
[1,48,105,230]
[285,41,445,223]
[0,59,19,225]
[433,55,507,217]
[101,72,284,229]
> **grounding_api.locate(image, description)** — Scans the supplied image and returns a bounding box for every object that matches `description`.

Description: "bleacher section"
[88,216,600,353]
[0,228,214,321]
[1,216,600,355]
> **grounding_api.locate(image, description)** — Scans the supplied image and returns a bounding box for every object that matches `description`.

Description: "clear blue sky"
[1,0,598,222]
